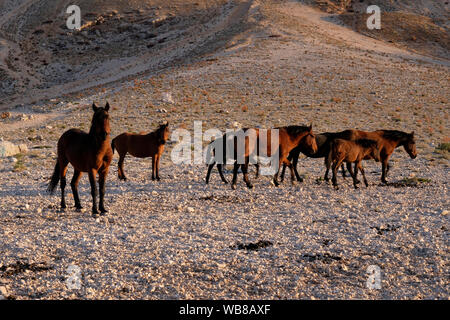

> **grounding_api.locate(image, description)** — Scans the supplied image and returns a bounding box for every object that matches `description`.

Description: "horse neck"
[291,131,309,146]
[88,125,107,149]
[385,133,407,149]
[149,129,164,144]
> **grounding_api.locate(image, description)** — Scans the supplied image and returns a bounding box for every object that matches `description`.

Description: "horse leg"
[151,156,156,181]
[155,154,161,181]
[341,163,347,179]
[118,153,127,181]
[288,161,297,185]
[332,159,342,190]
[59,159,69,210]
[352,162,360,189]
[347,162,359,184]
[242,162,253,189]
[98,168,109,215]
[272,160,283,187]
[231,161,239,190]
[381,159,388,184]
[292,152,303,182]
[217,163,228,184]
[205,162,215,184]
[324,156,331,182]
[71,170,83,211]
[254,163,260,179]
[88,169,99,216]
[280,163,287,182]
[358,162,369,187]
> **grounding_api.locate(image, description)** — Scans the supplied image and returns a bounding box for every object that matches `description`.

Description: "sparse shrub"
[13,153,26,172]
[436,142,450,152]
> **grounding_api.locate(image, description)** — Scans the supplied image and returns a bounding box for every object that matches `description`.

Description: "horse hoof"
[231,184,237,190]
[75,206,83,212]
[247,184,253,189]
[223,180,228,184]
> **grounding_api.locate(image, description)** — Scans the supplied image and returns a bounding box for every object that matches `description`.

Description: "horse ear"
[308,123,313,131]
[104,102,110,112]
[92,103,98,112]
[410,131,414,137]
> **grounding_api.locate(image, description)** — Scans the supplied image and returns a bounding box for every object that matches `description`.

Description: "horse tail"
[47,161,60,194]
[111,137,116,154]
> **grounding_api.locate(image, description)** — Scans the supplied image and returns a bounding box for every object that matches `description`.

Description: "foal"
[111,123,170,181]
[48,102,113,216]
[280,130,354,183]
[330,139,380,190]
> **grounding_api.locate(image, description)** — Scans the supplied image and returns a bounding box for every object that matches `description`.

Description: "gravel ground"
[0,0,448,299]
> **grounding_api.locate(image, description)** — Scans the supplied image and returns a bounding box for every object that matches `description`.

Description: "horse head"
[158,121,170,144]
[302,124,318,155]
[90,102,111,141]
[404,131,417,159]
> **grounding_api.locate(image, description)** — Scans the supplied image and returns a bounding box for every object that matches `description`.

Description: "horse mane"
[380,130,410,141]
[283,125,311,136]
[355,139,377,148]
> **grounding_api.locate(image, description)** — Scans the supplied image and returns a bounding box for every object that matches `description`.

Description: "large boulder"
[0,140,28,157]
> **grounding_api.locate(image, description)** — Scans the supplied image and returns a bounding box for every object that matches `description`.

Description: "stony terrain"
[0,0,449,300]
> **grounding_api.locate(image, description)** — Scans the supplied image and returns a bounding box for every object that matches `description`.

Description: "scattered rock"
[231,240,273,251]
[1,112,10,119]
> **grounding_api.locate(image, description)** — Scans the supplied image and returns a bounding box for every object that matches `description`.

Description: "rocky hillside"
[0,0,249,108]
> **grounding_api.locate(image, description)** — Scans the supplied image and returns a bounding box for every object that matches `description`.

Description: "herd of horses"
[48,102,417,216]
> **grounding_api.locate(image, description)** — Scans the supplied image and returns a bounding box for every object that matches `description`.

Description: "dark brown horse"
[325,130,417,184]
[205,128,260,185]
[111,123,170,181]
[48,102,113,216]
[330,138,381,189]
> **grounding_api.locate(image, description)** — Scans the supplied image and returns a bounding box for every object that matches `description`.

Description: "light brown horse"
[325,130,417,184]
[48,102,113,216]
[229,125,318,189]
[330,138,381,189]
[111,123,170,181]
